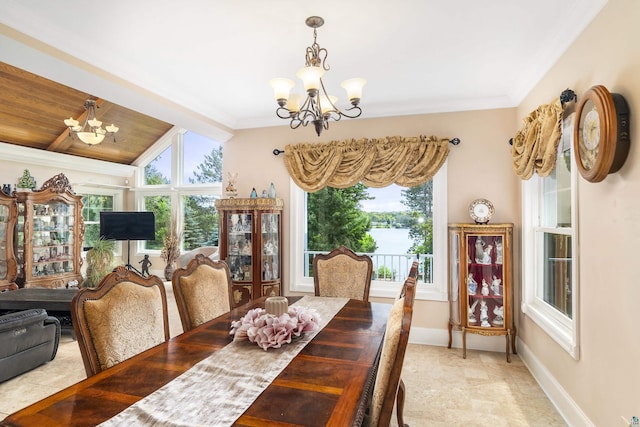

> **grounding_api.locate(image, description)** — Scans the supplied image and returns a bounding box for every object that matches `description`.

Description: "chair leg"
[396,378,409,427]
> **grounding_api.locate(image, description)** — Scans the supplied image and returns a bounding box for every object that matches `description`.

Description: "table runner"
[100,296,348,427]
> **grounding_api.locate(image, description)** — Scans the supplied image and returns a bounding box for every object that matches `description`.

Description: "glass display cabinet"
[0,189,18,289]
[215,198,283,307]
[15,174,84,288]
[447,223,516,362]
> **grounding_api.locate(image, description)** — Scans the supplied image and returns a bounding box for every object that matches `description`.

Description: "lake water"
[369,228,412,254]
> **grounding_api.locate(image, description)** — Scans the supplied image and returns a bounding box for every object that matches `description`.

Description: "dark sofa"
[0,308,61,383]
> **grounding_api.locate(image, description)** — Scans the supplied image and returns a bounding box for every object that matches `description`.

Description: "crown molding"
[0,142,136,176]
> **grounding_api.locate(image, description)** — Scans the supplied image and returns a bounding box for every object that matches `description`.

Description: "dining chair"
[172,253,233,332]
[71,266,170,377]
[408,260,419,281]
[390,260,419,426]
[0,283,18,292]
[313,245,373,301]
[367,274,416,427]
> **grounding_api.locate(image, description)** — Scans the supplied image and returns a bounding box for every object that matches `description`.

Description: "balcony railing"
[303,251,433,284]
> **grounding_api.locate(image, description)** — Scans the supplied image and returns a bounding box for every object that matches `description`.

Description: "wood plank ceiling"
[0,62,173,165]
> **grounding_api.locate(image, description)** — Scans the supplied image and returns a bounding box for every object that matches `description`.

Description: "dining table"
[1,295,391,427]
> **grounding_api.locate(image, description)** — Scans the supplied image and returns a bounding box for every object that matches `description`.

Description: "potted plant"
[83,237,115,288]
[17,169,36,191]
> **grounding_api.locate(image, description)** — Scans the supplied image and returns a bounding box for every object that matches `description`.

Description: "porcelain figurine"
[492,305,504,326]
[481,278,490,296]
[480,300,491,327]
[474,237,486,262]
[468,300,479,324]
[491,275,501,295]
[468,273,478,295]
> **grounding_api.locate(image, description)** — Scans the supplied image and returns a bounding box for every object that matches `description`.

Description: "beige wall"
[224,108,518,331]
[515,0,640,424]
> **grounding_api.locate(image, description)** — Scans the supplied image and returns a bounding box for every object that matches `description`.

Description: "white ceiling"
[0,0,607,141]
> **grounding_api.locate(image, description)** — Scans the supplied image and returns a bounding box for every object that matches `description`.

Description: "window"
[81,194,114,247]
[290,162,448,301]
[136,130,223,254]
[143,194,171,250]
[522,123,579,359]
[77,187,123,254]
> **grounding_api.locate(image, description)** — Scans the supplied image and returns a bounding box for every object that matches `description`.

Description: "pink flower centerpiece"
[230,306,320,350]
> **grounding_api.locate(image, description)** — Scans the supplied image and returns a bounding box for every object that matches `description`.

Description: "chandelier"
[269,16,366,136]
[64,99,119,145]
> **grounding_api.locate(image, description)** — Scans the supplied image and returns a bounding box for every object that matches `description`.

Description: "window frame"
[289,162,448,301]
[75,185,124,256]
[134,129,223,256]
[521,145,580,359]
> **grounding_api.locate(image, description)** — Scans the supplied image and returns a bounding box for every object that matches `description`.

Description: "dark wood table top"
[1,296,391,427]
[0,288,77,312]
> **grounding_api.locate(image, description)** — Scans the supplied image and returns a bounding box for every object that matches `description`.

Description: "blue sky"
[151,132,220,182]
[361,184,405,212]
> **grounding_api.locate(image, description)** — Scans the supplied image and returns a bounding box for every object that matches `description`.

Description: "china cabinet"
[15,174,84,288]
[447,223,516,362]
[215,198,283,307]
[0,190,18,289]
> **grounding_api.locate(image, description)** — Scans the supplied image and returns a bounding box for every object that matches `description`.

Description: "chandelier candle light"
[64,99,119,145]
[269,16,366,136]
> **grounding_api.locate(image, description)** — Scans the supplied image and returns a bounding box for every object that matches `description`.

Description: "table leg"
[505,330,511,363]
[447,320,453,349]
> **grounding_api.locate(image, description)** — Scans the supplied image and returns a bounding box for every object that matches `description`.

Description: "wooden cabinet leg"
[505,330,511,363]
[462,327,467,359]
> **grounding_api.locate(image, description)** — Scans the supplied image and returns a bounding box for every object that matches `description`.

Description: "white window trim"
[75,185,124,256]
[134,129,223,256]
[521,154,580,360]
[289,162,448,301]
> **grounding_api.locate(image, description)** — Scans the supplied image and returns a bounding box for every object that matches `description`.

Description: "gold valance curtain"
[284,135,450,192]
[511,98,563,179]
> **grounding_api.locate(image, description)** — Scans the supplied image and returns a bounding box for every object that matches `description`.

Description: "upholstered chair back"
[367,275,416,427]
[172,254,233,332]
[71,266,169,377]
[313,245,373,301]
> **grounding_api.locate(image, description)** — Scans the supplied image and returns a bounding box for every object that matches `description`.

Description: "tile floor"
[0,285,566,426]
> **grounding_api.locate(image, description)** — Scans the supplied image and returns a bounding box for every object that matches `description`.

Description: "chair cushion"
[316,255,370,299]
[369,296,404,426]
[83,281,165,370]
[180,264,230,328]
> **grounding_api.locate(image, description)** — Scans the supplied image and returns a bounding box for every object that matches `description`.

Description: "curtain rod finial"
[273,149,285,156]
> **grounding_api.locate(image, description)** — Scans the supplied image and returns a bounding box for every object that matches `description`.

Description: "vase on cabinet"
[164,262,176,281]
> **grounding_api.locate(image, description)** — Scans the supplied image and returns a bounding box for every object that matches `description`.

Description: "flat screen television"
[99,211,156,241]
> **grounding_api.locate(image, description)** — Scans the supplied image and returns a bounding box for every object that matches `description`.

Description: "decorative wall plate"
[573,85,630,183]
[469,199,494,224]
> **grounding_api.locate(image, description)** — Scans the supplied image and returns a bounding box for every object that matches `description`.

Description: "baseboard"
[516,340,594,427]
[408,326,593,427]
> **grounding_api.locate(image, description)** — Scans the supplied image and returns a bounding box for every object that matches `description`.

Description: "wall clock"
[573,85,630,183]
[468,199,494,224]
